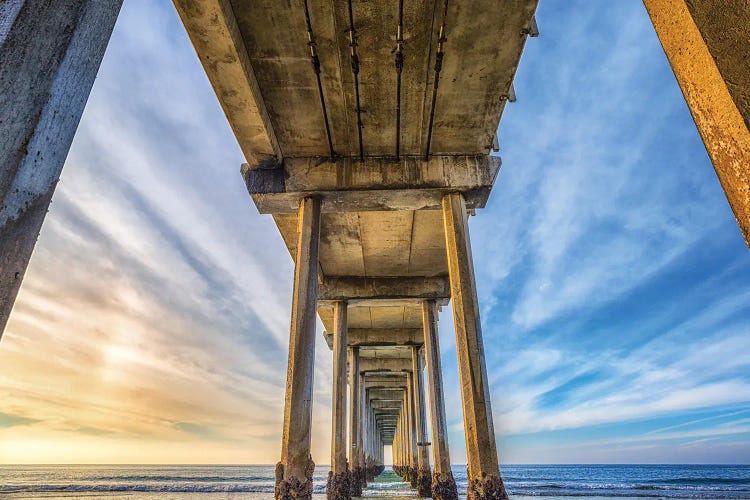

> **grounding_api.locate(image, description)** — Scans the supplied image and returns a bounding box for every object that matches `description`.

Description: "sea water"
[1,464,749,499]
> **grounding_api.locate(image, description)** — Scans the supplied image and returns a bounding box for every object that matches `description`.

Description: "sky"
[1,0,749,465]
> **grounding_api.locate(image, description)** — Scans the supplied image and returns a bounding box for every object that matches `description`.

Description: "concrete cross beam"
[368,389,405,402]
[373,410,400,417]
[359,357,412,373]
[365,380,409,390]
[370,400,402,410]
[376,420,398,426]
[363,374,408,383]
[242,155,501,214]
[323,329,424,349]
[318,276,450,303]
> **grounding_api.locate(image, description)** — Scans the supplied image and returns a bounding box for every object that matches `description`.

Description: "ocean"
[1,464,749,499]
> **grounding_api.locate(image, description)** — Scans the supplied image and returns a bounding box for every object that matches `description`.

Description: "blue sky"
[0,0,748,464]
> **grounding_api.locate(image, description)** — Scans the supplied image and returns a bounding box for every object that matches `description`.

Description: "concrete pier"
[443,193,508,500]
[0,0,123,338]
[423,300,459,500]
[327,301,350,500]
[643,0,750,248]
[277,197,321,500]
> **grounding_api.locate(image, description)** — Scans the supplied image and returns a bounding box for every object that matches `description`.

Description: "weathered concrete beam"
[364,374,408,383]
[323,328,424,349]
[0,0,123,339]
[373,413,400,418]
[373,409,400,416]
[374,414,399,421]
[359,357,412,373]
[371,400,402,410]
[368,389,405,401]
[318,276,450,302]
[643,0,750,248]
[172,0,281,162]
[242,155,500,214]
[375,419,398,426]
[321,298,448,309]
[365,380,409,390]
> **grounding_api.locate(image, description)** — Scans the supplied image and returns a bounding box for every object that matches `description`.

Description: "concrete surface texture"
[0,0,123,339]
[643,0,750,247]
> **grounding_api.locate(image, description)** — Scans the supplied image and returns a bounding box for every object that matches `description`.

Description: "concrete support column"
[327,301,351,499]
[349,347,364,496]
[400,413,405,472]
[422,300,458,500]
[412,346,432,497]
[442,193,507,500]
[0,0,124,338]
[363,401,371,483]
[402,403,408,477]
[397,407,406,478]
[358,375,367,489]
[406,371,419,489]
[643,0,750,248]
[393,421,399,473]
[277,197,321,500]
[368,406,378,480]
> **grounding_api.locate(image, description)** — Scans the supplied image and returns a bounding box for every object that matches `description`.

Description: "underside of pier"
[172,1,539,498]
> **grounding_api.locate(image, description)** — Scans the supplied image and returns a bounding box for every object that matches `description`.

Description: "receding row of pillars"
[275,193,509,500]
[1,0,748,345]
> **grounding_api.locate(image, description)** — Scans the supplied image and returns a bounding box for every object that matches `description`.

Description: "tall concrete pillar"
[276,197,321,500]
[643,0,750,248]
[411,346,432,497]
[422,300,458,500]
[400,412,405,473]
[397,404,406,478]
[0,0,123,338]
[442,192,508,500]
[327,301,351,500]
[393,419,399,474]
[363,401,371,482]
[401,411,406,474]
[358,374,367,489]
[349,347,364,496]
[406,371,419,489]
[402,403,409,479]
